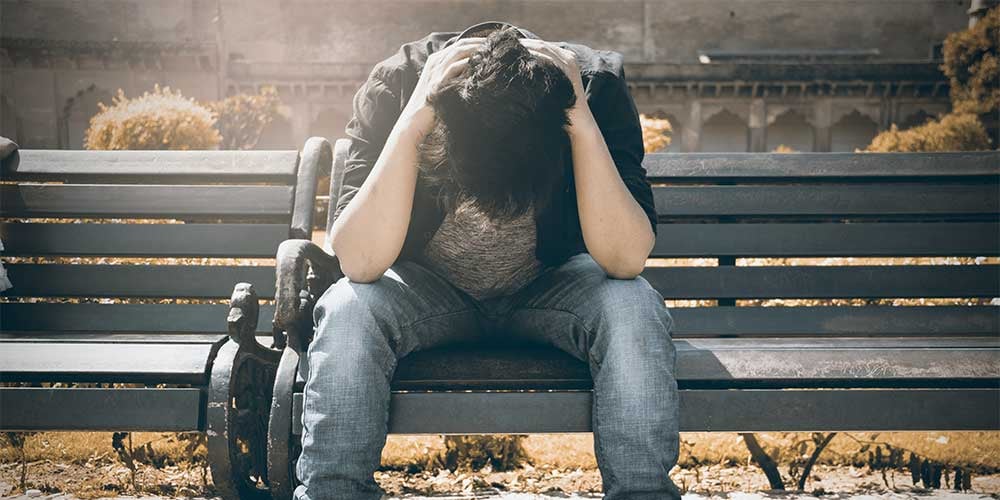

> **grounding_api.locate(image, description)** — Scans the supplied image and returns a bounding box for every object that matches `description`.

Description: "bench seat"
[283,335,1000,436]
[286,336,1000,392]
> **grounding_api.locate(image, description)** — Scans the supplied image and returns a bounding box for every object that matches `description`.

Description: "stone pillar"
[682,100,702,153]
[748,98,767,152]
[878,99,894,132]
[812,98,833,152]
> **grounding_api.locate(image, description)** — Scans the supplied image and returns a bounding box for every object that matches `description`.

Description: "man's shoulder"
[559,42,626,77]
[366,30,459,85]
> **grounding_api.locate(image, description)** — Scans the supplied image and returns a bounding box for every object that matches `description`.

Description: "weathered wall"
[216,0,967,64]
[1,0,971,149]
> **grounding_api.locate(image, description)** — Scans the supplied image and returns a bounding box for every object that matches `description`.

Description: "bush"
[84,85,221,150]
[941,6,999,115]
[865,112,991,152]
[640,114,673,153]
[208,86,283,150]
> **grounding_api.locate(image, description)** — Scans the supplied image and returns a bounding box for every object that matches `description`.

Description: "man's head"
[419,27,577,218]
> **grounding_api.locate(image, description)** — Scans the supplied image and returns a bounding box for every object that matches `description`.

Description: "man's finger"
[442,57,471,81]
[443,40,485,63]
[528,49,561,67]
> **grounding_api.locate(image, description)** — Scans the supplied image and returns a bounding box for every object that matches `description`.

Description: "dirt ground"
[2,461,999,500]
[3,431,998,499]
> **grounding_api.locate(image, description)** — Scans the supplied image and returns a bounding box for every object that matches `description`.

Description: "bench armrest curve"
[274,239,343,352]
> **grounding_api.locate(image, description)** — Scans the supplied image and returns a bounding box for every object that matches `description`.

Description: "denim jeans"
[294,252,681,500]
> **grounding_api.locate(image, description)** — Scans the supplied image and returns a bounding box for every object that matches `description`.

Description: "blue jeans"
[295,252,681,500]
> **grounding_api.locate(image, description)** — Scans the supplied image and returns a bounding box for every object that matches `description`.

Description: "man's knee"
[312,276,399,347]
[566,254,672,332]
[586,276,676,369]
[593,276,671,330]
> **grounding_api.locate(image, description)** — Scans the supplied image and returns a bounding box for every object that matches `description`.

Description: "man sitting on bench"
[297,22,681,500]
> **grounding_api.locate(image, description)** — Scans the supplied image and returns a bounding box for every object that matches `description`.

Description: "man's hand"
[399,38,485,139]
[521,39,587,114]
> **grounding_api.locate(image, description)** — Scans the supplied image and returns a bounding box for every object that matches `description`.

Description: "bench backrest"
[326,141,1000,339]
[1,143,326,345]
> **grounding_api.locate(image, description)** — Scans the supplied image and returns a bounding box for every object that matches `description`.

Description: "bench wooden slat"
[289,388,1000,434]
[641,265,1000,299]
[652,184,998,217]
[385,337,999,391]
[3,149,299,182]
[670,306,999,337]
[0,387,204,431]
[0,184,295,219]
[643,152,1000,180]
[3,264,276,298]
[0,223,288,257]
[0,333,237,343]
[5,304,989,338]
[0,340,226,384]
[652,222,1000,257]
[0,303,275,333]
[374,389,1000,433]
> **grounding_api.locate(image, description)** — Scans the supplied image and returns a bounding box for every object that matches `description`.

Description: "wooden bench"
[0,138,331,500]
[260,140,1000,499]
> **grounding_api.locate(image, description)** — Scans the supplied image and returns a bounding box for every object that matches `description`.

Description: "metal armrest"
[274,239,343,353]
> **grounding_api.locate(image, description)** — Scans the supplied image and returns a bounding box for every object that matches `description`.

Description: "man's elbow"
[338,258,386,283]
[604,260,646,280]
[595,233,653,280]
[594,251,647,280]
[330,235,388,283]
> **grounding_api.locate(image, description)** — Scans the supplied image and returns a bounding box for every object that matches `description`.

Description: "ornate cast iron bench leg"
[208,283,282,500]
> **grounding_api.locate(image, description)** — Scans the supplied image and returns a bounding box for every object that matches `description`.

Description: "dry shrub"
[440,435,529,472]
[640,114,673,153]
[865,112,991,152]
[84,85,221,150]
[942,6,999,116]
[208,86,283,150]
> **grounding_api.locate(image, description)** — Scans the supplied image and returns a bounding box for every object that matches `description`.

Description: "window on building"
[831,110,879,152]
[767,109,813,152]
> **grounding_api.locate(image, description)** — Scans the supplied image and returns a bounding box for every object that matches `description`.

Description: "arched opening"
[700,109,747,152]
[767,109,813,152]
[831,110,879,152]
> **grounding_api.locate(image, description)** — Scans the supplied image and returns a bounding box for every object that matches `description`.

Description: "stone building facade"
[0,0,980,152]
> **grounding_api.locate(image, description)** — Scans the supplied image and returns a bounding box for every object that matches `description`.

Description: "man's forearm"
[328,118,424,282]
[569,106,655,279]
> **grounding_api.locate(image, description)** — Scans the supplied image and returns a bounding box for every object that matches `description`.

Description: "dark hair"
[418,27,577,219]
